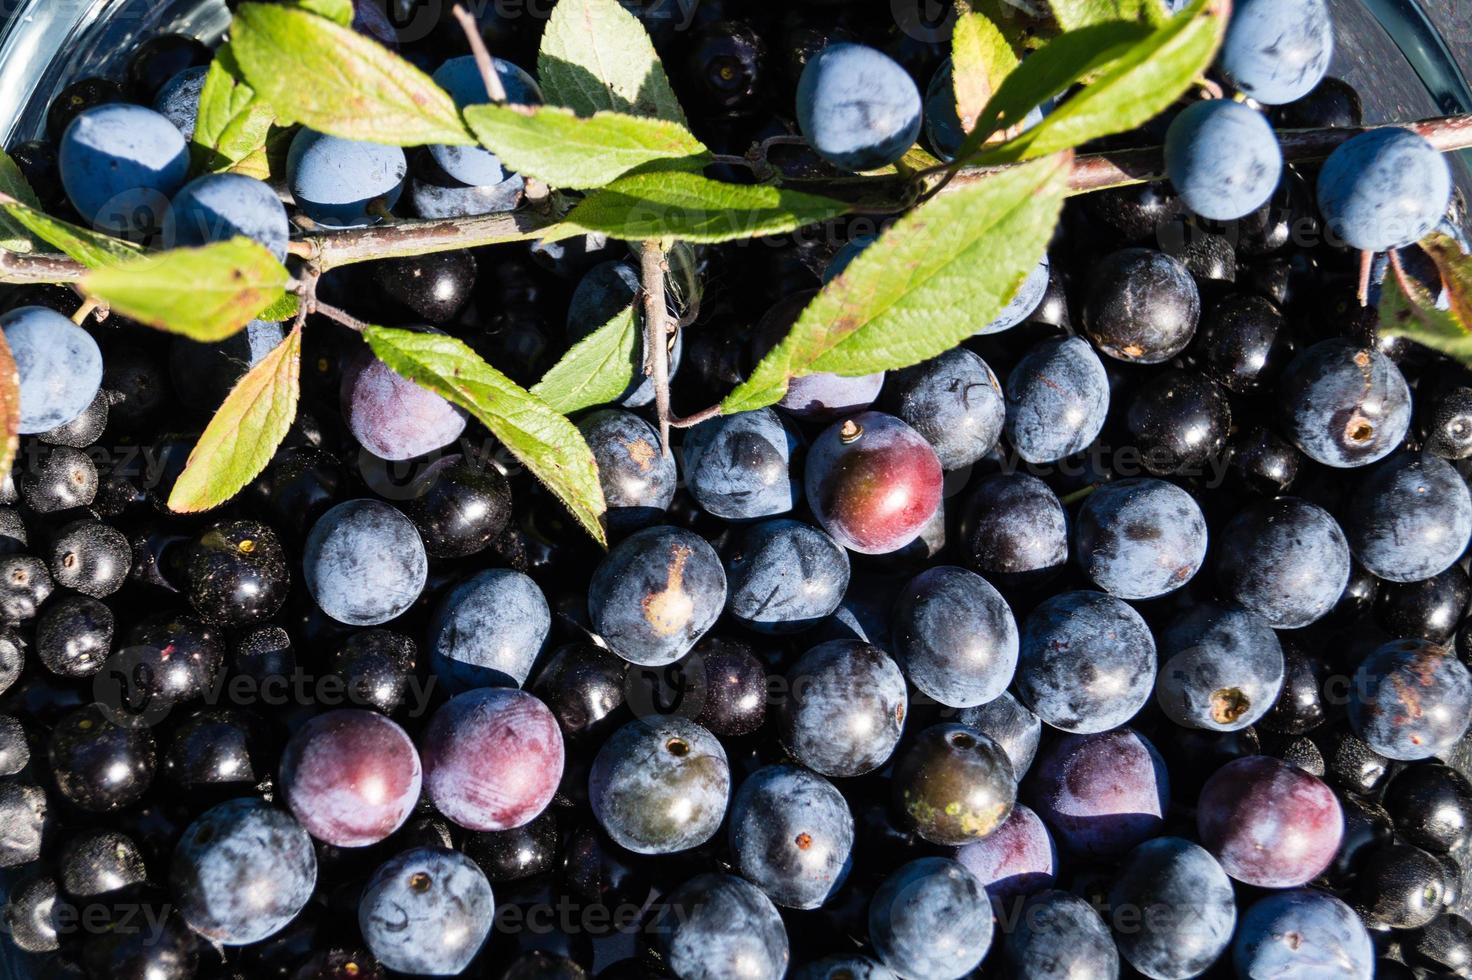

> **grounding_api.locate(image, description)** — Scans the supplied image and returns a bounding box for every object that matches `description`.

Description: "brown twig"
[314,300,370,334]
[451,4,508,104]
[1358,249,1375,307]
[668,404,721,430]
[639,241,674,451]
[0,251,87,285]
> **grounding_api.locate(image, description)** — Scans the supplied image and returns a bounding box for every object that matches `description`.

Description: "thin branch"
[0,251,87,285]
[1358,249,1375,308]
[315,300,370,334]
[669,404,721,430]
[6,113,1472,288]
[640,240,673,451]
[451,4,508,103]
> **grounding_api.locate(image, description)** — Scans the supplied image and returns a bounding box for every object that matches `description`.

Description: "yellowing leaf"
[169,324,302,512]
[952,11,1019,138]
[231,3,474,146]
[83,238,291,341]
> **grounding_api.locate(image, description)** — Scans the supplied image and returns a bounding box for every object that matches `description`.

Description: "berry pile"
[0,0,1470,978]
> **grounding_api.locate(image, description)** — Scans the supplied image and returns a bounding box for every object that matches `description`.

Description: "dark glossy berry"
[729,764,853,909]
[1016,591,1156,734]
[869,857,992,980]
[725,518,849,634]
[805,412,942,555]
[465,810,560,883]
[684,21,767,113]
[36,594,112,678]
[1232,889,1373,980]
[589,716,728,855]
[46,77,125,141]
[1074,478,1207,599]
[375,250,477,323]
[1026,728,1168,859]
[1376,565,1471,643]
[1123,371,1232,477]
[334,628,417,715]
[46,519,127,599]
[1214,497,1350,628]
[1342,452,1472,583]
[893,565,1016,708]
[688,636,768,738]
[1109,838,1235,980]
[1197,755,1343,887]
[1156,601,1284,731]
[1278,339,1411,469]
[0,712,27,777]
[682,408,801,521]
[39,388,108,448]
[429,568,550,690]
[580,410,676,534]
[1384,763,1472,854]
[1004,337,1109,463]
[162,708,265,790]
[0,555,52,622]
[651,873,789,980]
[530,642,628,740]
[402,454,513,559]
[1349,638,1472,761]
[589,525,726,667]
[957,473,1068,588]
[1423,382,1472,459]
[1084,249,1200,363]
[280,709,421,847]
[892,723,1015,845]
[359,846,493,975]
[1355,842,1448,929]
[886,349,1004,470]
[1274,76,1364,128]
[59,828,146,897]
[21,444,97,513]
[777,640,906,777]
[1408,913,1472,977]
[126,34,211,102]
[9,140,63,208]
[48,704,155,811]
[178,519,288,626]
[422,688,563,832]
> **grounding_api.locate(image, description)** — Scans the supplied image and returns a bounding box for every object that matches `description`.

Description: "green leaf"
[565,171,849,244]
[0,150,44,254]
[981,0,1226,163]
[231,3,474,146]
[192,44,280,175]
[282,0,352,24]
[531,303,639,413]
[169,323,302,513]
[0,196,141,267]
[464,105,708,190]
[959,20,1153,159]
[256,290,300,323]
[1050,0,1169,30]
[1378,259,1472,361]
[1419,233,1472,331]
[537,0,687,124]
[363,326,608,547]
[951,11,1019,139]
[83,238,291,341]
[723,154,1073,414]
